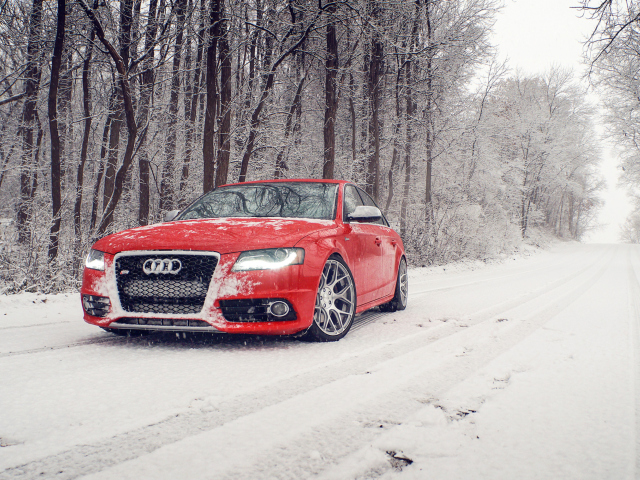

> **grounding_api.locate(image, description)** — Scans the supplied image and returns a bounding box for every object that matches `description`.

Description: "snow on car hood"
[92,217,336,255]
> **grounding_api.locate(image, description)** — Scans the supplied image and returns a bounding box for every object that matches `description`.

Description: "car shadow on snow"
[96,307,390,351]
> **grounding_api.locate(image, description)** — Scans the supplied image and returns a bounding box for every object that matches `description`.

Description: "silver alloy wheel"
[313,259,355,336]
[399,259,408,306]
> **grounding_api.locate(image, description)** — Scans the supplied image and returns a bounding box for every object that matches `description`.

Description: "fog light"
[269,301,290,317]
[82,294,111,318]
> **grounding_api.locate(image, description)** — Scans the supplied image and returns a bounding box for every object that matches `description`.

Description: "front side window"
[179,182,338,221]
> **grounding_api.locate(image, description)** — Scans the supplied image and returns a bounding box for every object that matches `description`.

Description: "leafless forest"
[581,0,640,243]
[0,0,604,293]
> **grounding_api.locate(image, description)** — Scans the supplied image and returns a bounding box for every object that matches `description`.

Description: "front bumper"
[80,251,317,335]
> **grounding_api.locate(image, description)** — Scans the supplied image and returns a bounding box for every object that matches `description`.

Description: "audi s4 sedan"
[81,179,408,341]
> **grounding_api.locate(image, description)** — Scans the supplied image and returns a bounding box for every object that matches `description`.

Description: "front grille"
[115,253,218,314]
[219,298,297,322]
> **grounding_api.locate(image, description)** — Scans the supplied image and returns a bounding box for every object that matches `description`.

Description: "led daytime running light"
[232,248,304,271]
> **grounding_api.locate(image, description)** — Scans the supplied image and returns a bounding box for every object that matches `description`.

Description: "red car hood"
[92,217,336,255]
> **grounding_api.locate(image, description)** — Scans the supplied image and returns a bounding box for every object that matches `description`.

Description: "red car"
[81,179,407,341]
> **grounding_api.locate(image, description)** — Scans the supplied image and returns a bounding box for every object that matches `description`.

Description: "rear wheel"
[379,257,408,312]
[304,256,356,342]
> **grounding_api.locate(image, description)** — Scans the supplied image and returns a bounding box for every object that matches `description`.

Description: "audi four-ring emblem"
[143,258,182,275]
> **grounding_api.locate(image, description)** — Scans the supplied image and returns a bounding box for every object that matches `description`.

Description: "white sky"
[490,0,632,243]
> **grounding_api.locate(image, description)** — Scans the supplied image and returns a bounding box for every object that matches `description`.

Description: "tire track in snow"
[408,245,597,297]
[408,245,613,310]
[222,247,616,480]
[0,336,130,358]
[79,245,614,480]
[351,245,610,333]
[0,248,614,480]
[0,321,71,331]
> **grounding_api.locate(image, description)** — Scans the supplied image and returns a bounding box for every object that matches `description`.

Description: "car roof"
[219,178,350,188]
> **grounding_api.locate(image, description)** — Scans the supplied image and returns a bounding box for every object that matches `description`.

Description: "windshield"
[178,182,338,221]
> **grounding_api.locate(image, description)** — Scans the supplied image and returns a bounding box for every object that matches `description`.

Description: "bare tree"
[203,0,221,193]
[238,2,326,182]
[0,0,606,292]
[77,0,138,236]
[48,0,67,262]
[137,0,162,225]
[182,0,205,198]
[365,0,382,201]
[160,0,187,211]
[16,0,44,244]
[215,0,232,187]
[322,3,338,179]
[73,11,97,271]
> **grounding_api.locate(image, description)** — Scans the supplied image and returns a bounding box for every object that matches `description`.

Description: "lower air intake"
[116,318,211,327]
[219,298,297,322]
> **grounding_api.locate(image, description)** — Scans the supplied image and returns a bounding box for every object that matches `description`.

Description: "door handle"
[375,237,382,246]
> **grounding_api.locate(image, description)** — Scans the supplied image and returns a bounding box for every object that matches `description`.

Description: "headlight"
[232,248,304,272]
[85,249,105,271]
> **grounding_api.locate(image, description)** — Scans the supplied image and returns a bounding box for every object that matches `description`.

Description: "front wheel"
[379,257,408,312]
[303,256,356,342]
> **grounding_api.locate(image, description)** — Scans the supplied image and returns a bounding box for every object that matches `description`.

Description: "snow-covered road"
[0,243,637,479]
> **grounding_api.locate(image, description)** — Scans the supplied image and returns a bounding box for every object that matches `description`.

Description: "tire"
[379,257,408,312]
[303,256,356,342]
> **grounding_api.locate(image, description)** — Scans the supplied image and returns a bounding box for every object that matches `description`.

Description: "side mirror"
[164,209,180,222]
[348,205,382,223]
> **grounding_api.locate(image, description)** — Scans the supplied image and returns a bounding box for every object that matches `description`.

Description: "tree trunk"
[322,6,338,179]
[137,0,160,225]
[102,94,123,212]
[90,101,113,232]
[365,0,382,201]
[292,0,305,152]
[216,3,232,187]
[74,16,96,273]
[366,37,382,201]
[424,0,434,221]
[17,0,44,244]
[274,74,306,178]
[57,49,73,190]
[400,56,415,238]
[77,0,138,236]
[181,0,203,200]
[349,71,356,175]
[385,54,403,213]
[160,0,187,211]
[238,0,262,152]
[203,0,221,193]
[246,0,261,112]
[238,5,322,182]
[48,0,66,263]
[0,109,17,189]
[103,0,133,215]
